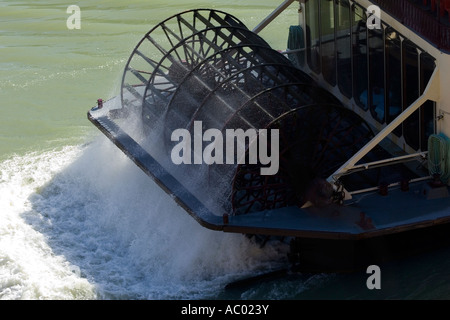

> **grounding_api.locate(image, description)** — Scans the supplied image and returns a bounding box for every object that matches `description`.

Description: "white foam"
[0,146,96,300]
[0,136,288,300]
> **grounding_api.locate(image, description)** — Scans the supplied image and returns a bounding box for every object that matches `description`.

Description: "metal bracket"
[328,67,440,188]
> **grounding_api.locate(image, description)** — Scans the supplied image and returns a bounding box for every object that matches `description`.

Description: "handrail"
[332,152,428,179]
[370,0,450,53]
[328,67,440,195]
[252,0,297,34]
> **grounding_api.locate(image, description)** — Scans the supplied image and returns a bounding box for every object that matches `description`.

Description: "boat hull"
[289,221,450,273]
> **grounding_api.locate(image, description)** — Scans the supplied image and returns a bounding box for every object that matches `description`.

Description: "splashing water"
[0,136,289,300]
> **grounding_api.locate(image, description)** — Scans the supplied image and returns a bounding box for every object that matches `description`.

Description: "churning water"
[0,139,291,299]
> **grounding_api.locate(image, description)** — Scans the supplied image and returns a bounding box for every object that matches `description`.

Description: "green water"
[0,0,298,160]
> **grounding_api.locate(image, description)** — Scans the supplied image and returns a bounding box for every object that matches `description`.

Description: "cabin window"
[385,28,402,136]
[304,1,436,153]
[306,0,321,74]
[336,0,352,98]
[352,4,368,111]
[320,0,336,86]
[368,26,385,124]
[403,40,420,151]
[420,53,436,151]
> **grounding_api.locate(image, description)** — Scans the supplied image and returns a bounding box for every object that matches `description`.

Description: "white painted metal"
[252,0,297,34]
[329,68,440,183]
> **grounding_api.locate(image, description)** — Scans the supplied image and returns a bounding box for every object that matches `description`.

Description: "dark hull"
[289,220,450,273]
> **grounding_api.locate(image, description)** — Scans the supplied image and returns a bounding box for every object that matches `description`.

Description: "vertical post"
[298,0,305,26]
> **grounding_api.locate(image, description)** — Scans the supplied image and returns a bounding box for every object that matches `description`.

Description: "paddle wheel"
[88,4,449,275]
[109,9,376,216]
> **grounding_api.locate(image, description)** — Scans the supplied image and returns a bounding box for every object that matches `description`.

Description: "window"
[385,28,402,127]
[352,5,368,111]
[306,0,321,74]
[336,0,352,98]
[304,1,435,152]
[368,27,385,123]
[420,53,436,151]
[403,40,420,150]
[321,0,336,86]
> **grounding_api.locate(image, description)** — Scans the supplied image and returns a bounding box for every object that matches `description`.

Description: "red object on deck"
[97,98,103,109]
[379,182,389,196]
[401,179,410,192]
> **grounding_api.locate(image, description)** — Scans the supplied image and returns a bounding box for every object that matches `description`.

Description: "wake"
[0,136,288,299]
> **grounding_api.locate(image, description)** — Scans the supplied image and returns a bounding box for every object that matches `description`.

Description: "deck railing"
[370,0,450,52]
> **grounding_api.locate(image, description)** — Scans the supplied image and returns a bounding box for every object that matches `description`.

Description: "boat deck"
[88,99,450,241]
[223,183,450,240]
